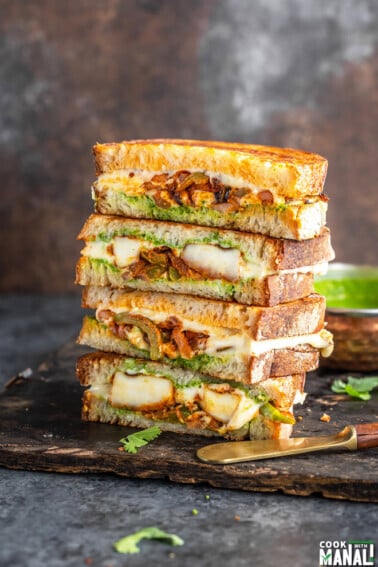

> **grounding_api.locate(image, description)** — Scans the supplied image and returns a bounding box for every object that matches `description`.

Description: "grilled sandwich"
[76,214,334,306]
[92,139,329,240]
[77,352,307,440]
[78,287,333,384]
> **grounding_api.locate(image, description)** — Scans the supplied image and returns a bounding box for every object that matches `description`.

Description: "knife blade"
[197,423,378,464]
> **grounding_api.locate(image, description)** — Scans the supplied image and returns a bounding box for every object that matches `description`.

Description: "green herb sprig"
[114,527,184,554]
[119,426,162,454]
[331,376,378,400]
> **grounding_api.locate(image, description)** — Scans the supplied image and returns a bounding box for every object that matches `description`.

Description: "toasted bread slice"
[77,351,306,440]
[76,214,334,306]
[94,139,328,198]
[81,286,326,339]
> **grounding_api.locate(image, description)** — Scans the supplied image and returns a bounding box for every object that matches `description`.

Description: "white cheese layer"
[98,305,334,358]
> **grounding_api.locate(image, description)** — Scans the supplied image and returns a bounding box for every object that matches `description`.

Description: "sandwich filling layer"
[92,183,328,241]
[95,307,334,361]
[81,234,329,284]
[94,169,328,210]
[84,359,300,436]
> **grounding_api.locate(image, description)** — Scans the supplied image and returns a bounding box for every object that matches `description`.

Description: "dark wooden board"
[0,340,377,502]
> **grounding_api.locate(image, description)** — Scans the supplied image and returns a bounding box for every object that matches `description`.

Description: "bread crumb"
[234,515,241,521]
[297,416,303,421]
[320,413,331,423]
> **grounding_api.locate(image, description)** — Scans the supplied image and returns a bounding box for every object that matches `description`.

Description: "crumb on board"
[297,416,303,421]
[320,413,331,423]
[234,515,241,521]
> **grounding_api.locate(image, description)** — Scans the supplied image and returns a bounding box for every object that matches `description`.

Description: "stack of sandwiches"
[76,139,334,441]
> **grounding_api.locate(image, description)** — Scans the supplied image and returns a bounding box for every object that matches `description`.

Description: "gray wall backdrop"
[1,0,377,292]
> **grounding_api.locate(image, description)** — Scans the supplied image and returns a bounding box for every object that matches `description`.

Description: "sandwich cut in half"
[78,287,334,384]
[92,139,329,240]
[77,352,307,440]
[76,214,334,306]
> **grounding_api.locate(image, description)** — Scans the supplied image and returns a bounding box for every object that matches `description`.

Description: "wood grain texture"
[356,423,378,449]
[0,339,377,502]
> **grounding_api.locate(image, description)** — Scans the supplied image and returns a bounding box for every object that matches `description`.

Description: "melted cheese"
[280,261,329,276]
[83,236,329,281]
[99,305,334,358]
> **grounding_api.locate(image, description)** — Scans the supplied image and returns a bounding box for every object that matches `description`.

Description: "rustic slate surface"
[0,339,377,502]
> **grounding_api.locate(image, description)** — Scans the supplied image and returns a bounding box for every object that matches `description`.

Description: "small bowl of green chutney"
[314,263,378,371]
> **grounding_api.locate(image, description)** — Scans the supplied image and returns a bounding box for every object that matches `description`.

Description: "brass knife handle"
[355,423,378,450]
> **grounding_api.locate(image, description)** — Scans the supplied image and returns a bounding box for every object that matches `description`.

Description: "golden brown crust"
[82,286,326,339]
[249,346,318,381]
[93,139,328,197]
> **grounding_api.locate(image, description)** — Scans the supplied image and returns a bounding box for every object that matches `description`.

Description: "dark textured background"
[1,0,377,292]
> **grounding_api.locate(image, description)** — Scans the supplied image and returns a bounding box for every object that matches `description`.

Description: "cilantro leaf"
[347,376,378,392]
[331,376,378,400]
[114,527,184,554]
[331,379,347,394]
[119,426,162,454]
[344,384,371,401]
